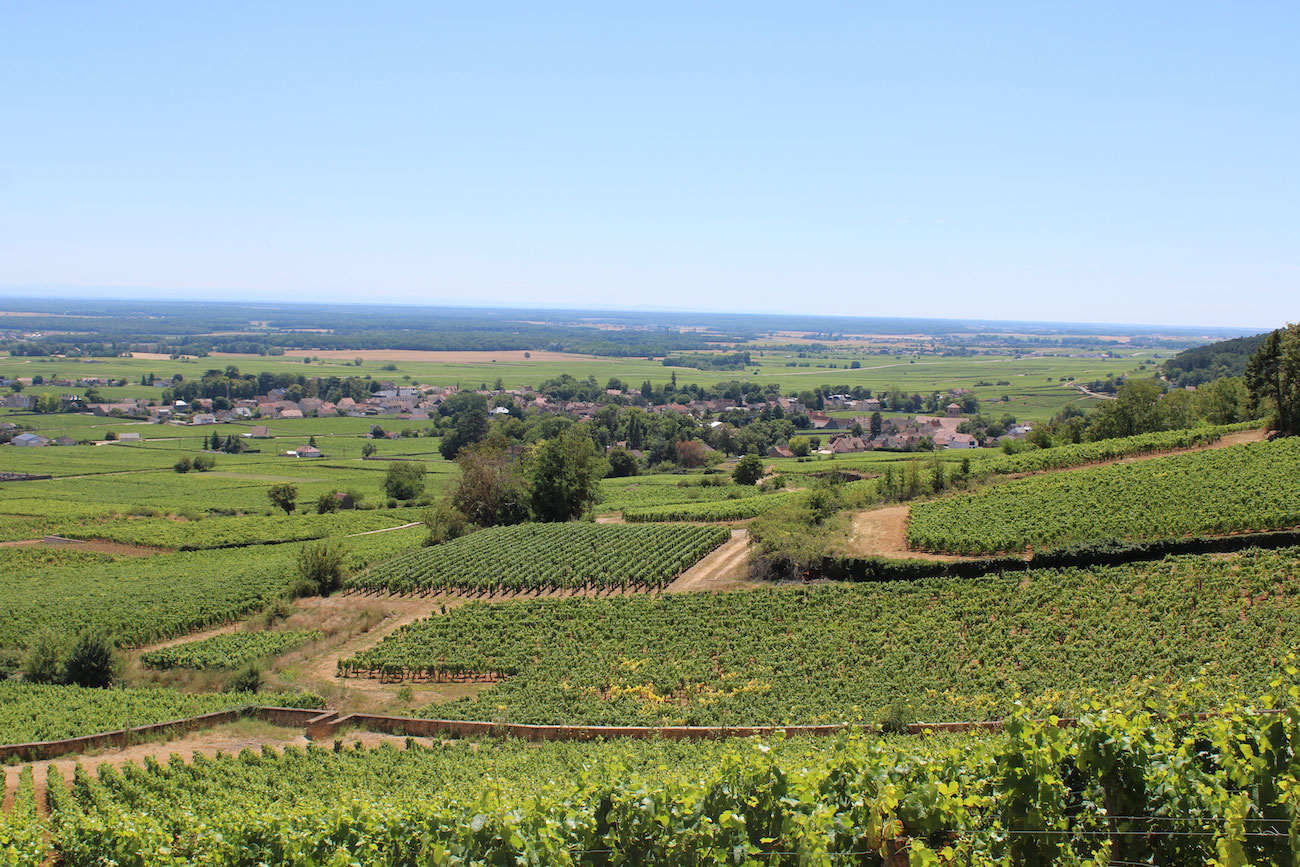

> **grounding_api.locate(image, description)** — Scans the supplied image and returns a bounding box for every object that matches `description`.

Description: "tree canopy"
[1246,323,1300,435]
[530,429,607,522]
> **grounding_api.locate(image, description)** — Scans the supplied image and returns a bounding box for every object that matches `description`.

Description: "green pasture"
[1,348,1147,422]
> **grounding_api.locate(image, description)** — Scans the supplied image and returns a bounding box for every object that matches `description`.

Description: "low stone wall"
[321,715,855,741]
[4,706,1284,763]
[0,709,244,763]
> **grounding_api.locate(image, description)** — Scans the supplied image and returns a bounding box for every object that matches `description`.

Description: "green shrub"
[61,630,120,688]
[226,662,263,694]
[293,540,348,597]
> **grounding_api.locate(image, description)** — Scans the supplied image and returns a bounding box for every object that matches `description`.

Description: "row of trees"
[162,366,384,406]
[1011,375,1255,449]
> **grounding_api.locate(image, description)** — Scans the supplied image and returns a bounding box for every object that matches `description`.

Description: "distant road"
[1069,383,1116,400]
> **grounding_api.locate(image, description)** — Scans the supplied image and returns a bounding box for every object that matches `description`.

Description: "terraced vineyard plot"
[62,509,412,551]
[0,526,424,651]
[623,479,876,522]
[0,683,322,745]
[908,437,1300,554]
[347,523,730,594]
[622,492,797,522]
[140,630,324,670]
[596,475,763,514]
[971,421,1256,476]
[342,547,1300,726]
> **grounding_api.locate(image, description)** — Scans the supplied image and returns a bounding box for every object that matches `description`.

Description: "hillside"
[1161,330,1266,387]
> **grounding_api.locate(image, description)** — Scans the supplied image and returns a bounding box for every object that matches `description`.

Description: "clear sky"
[1,2,1295,329]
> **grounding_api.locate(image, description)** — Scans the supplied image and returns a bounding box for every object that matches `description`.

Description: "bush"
[226,662,264,694]
[383,461,427,501]
[21,631,65,684]
[878,699,914,734]
[293,541,348,597]
[316,493,341,514]
[173,457,193,473]
[607,447,640,478]
[267,483,298,515]
[62,630,120,688]
[423,501,471,546]
[732,453,765,486]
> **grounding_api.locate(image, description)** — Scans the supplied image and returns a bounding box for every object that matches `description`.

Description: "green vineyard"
[0,683,322,746]
[596,474,764,513]
[0,527,425,651]
[61,509,412,551]
[971,421,1256,476]
[340,547,1300,725]
[908,437,1300,554]
[344,523,731,594]
[622,491,797,522]
[140,629,324,670]
[38,702,1300,866]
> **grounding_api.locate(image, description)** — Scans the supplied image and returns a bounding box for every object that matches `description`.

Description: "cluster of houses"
[767,403,1034,456]
[3,375,1038,456]
[0,385,455,425]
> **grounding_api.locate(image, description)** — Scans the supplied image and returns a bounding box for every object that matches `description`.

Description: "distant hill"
[1162,332,1267,387]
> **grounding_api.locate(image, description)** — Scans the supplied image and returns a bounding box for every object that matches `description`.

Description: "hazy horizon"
[0,290,1263,338]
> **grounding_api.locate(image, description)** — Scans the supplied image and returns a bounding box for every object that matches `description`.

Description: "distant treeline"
[662,352,752,370]
[0,300,759,358]
[1162,332,1267,387]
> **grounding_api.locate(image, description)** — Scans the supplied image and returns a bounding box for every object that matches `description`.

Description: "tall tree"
[1246,324,1300,435]
[451,440,531,526]
[530,429,607,522]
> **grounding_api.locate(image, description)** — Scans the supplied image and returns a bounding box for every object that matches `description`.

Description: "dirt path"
[297,595,453,700]
[667,529,757,592]
[847,506,990,562]
[345,522,421,537]
[133,621,242,653]
[1,722,419,812]
[0,538,161,556]
[595,512,625,523]
[1070,383,1117,400]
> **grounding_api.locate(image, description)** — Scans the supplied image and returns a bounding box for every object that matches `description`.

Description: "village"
[1,371,1035,455]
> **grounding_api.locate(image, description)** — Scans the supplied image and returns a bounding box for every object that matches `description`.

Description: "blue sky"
[1,2,1295,329]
